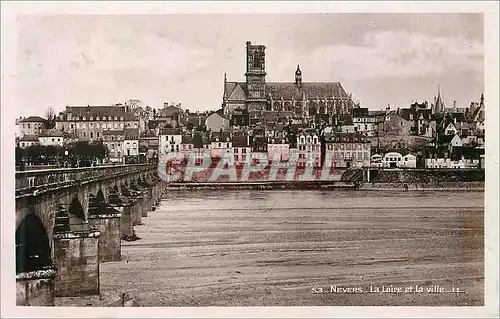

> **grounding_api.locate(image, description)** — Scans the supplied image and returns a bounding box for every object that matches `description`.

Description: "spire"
[435,85,445,114]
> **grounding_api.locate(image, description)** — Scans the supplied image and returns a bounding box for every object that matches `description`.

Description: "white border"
[1,1,498,318]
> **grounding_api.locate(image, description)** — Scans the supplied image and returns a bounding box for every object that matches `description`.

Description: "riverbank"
[359,181,484,191]
[165,181,357,190]
[163,181,484,191]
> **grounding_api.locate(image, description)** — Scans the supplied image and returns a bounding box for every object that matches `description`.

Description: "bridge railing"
[15,164,157,194]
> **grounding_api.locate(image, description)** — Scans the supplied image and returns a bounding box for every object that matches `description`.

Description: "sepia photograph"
[1,1,498,318]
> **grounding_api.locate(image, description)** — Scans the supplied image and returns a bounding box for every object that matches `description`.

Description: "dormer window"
[90,116,93,121]
[96,116,100,121]
[120,116,124,121]
[83,116,86,121]
[103,116,107,121]
[114,116,117,120]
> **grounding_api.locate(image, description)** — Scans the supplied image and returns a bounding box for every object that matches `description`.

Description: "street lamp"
[64,150,69,168]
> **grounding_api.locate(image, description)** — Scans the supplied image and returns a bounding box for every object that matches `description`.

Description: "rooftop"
[19,116,46,123]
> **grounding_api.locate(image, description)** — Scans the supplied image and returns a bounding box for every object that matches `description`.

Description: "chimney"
[453,100,457,111]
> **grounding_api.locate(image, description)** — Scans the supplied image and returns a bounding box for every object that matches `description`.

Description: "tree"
[45,107,56,129]
[124,99,142,114]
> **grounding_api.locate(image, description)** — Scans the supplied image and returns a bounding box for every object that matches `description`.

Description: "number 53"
[311,287,323,294]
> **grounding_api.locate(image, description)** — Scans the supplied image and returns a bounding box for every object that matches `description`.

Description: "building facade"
[18,116,46,137]
[55,105,139,143]
[324,133,371,168]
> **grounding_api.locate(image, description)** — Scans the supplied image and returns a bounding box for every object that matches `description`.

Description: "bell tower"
[295,64,302,87]
[245,41,267,111]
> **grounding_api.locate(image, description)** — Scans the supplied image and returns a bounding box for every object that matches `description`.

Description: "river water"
[59,189,484,307]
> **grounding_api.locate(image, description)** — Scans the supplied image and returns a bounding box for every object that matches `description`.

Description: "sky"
[16,13,484,118]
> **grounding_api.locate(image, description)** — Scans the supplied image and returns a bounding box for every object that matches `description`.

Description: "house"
[18,135,39,148]
[159,128,183,156]
[38,129,65,147]
[382,152,403,168]
[370,154,383,167]
[297,130,321,168]
[229,108,250,129]
[267,136,290,164]
[18,116,46,137]
[123,128,140,160]
[55,105,139,142]
[180,135,194,155]
[332,115,355,134]
[139,135,159,162]
[102,130,125,163]
[205,111,229,133]
[232,135,251,165]
[381,110,412,136]
[400,153,417,168]
[324,133,371,168]
[399,102,435,137]
[209,131,233,163]
[352,107,380,136]
[156,103,186,128]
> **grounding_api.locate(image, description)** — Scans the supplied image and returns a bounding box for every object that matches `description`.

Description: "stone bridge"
[15,164,166,306]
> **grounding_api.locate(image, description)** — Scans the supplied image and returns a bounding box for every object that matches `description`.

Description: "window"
[52,138,55,142]
[114,116,117,120]
[120,117,124,121]
[82,123,86,128]
[103,116,107,121]
[242,148,247,154]
[226,143,230,148]
[21,142,25,147]
[83,117,86,121]
[77,123,80,129]
[111,143,115,149]
[90,123,93,128]
[27,124,31,129]
[218,143,221,148]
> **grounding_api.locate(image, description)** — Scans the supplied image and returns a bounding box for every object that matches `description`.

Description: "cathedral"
[222,41,357,122]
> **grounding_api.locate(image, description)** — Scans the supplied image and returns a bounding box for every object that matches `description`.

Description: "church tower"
[295,64,302,87]
[245,41,267,111]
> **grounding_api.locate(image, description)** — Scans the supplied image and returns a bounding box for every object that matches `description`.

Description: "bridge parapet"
[16,164,156,198]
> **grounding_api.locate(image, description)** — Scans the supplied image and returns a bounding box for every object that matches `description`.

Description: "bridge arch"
[16,214,52,273]
[68,196,86,222]
[96,189,105,203]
